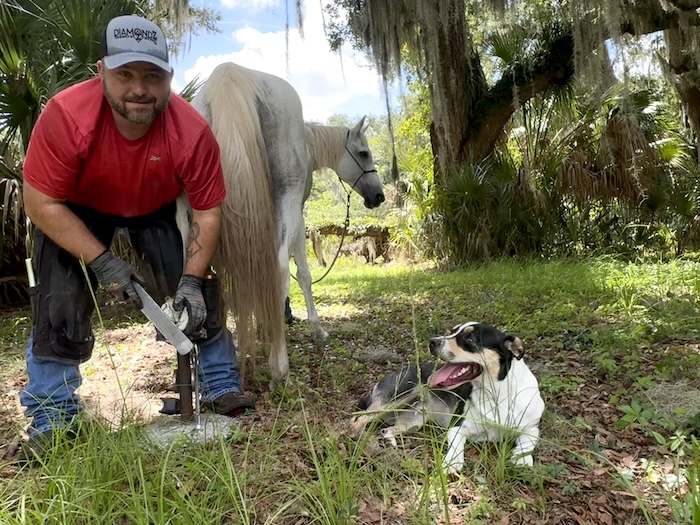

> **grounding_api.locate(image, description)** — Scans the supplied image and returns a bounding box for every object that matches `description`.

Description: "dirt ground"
[0,298,696,524]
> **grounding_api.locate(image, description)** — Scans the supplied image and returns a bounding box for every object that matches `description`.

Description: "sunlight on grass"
[1,257,699,523]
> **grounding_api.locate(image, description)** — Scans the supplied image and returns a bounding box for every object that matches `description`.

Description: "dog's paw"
[511,453,534,467]
[442,464,463,483]
[379,428,398,447]
[446,469,462,483]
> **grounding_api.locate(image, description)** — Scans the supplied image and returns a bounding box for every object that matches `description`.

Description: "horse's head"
[337,116,385,209]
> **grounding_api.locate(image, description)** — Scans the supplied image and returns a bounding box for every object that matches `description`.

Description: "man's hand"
[88,251,143,309]
[172,275,206,335]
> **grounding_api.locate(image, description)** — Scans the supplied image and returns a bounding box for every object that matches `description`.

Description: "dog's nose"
[429,338,440,356]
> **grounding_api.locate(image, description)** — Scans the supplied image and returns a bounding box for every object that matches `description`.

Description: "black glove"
[88,250,143,309]
[172,274,206,336]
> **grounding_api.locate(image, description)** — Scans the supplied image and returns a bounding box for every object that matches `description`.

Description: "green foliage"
[538,374,584,398]
[660,432,700,524]
[3,257,700,522]
[406,76,700,264]
[672,436,700,524]
[617,399,659,430]
[345,64,700,265]
[322,0,700,266]
[289,414,367,525]
[371,78,441,259]
[176,74,204,103]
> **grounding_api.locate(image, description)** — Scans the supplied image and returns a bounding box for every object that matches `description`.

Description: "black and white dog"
[429,322,544,471]
[350,362,473,447]
[351,322,544,474]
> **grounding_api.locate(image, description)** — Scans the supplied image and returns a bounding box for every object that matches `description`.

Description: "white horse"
[294,120,384,340]
[191,62,384,386]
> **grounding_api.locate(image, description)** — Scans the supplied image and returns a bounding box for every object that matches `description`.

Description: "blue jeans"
[20,328,241,437]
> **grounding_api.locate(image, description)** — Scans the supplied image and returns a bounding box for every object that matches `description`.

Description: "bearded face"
[99,61,172,129]
[102,77,170,124]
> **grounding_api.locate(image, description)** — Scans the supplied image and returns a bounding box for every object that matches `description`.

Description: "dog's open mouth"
[428,363,482,389]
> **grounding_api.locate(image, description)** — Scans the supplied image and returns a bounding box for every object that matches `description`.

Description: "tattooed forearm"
[185,221,204,262]
[183,207,221,277]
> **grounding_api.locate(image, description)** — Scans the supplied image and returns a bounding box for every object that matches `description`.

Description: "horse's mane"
[192,62,284,382]
[304,123,348,171]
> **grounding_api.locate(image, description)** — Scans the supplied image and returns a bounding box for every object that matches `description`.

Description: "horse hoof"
[313,329,330,342]
[268,375,291,392]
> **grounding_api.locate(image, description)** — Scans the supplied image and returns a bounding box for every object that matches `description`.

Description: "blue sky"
[169,0,390,123]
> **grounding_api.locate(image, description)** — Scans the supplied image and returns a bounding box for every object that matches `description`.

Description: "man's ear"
[97,60,105,76]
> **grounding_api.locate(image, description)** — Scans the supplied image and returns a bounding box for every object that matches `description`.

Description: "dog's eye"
[460,328,475,339]
[456,331,473,346]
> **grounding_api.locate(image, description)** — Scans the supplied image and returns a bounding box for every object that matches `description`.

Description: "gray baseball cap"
[101,15,172,72]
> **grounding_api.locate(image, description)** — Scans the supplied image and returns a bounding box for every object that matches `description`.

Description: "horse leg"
[290,217,329,341]
[266,229,291,389]
[253,73,308,386]
[268,339,289,390]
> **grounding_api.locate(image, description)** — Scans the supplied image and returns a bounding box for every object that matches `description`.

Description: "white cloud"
[219,0,277,10]
[177,1,385,122]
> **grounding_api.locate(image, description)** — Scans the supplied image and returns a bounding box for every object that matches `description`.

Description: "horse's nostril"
[377,193,385,203]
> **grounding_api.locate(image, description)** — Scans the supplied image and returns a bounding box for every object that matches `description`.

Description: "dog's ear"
[504,335,525,359]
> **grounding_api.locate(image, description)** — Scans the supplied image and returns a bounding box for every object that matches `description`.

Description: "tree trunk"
[431,28,575,172]
[428,0,487,184]
[430,0,700,172]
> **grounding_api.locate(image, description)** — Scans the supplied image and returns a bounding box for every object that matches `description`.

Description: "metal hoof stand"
[146,345,238,448]
[130,280,237,446]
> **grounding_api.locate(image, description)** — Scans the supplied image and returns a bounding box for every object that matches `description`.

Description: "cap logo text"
[113,27,157,45]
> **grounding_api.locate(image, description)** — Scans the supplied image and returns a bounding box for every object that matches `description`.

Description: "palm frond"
[177,73,202,102]
[488,29,525,66]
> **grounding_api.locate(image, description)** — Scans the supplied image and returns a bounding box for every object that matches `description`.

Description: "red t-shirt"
[23,77,225,217]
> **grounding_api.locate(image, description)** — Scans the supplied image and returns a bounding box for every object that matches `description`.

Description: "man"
[18,14,253,458]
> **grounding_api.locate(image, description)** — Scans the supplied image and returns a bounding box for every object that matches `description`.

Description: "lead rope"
[308,190,351,285]
[291,178,351,286]
[293,130,377,285]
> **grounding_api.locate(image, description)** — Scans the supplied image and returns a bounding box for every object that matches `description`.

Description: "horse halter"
[343,130,378,192]
[300,129,377,286]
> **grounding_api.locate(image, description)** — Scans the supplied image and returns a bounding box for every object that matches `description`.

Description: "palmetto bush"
[0,169,25,303]
[434,155,547,262]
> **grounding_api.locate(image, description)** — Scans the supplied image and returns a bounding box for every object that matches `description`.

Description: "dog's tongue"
[429,363,477,388]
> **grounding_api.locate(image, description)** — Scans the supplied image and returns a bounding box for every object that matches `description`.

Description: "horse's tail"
[192,62,285,384]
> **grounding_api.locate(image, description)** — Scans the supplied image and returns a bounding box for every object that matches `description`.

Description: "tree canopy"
[323,0,700,262]
[326,0,700,170]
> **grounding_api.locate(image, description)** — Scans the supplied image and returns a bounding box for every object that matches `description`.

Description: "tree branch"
[659,0,700,13]
[619,0,700,35]
[465,31,575,161]
[463,0,700,162]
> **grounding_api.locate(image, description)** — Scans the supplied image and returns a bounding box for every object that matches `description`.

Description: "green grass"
[1,256,700,524]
